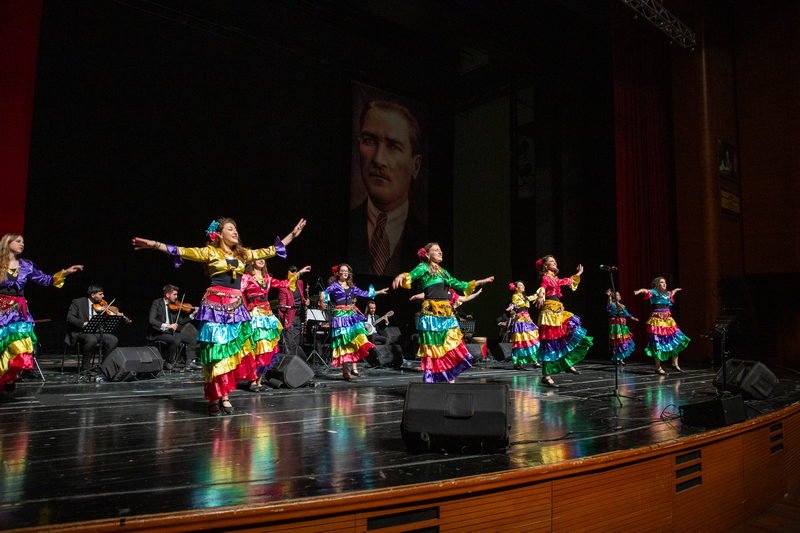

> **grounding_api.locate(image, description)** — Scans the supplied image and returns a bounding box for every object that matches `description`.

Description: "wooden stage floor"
[2,355,800,530]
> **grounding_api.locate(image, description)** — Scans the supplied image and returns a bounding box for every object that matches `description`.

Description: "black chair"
[150,339,187,372]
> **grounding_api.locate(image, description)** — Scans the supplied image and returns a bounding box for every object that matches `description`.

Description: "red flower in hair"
[535,258,543,271]
[417,247,428,260]
[208,232,219,242]
[508,282,517,292]
[331,265,340,275]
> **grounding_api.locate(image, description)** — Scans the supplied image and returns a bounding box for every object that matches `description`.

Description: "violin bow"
[173,293,187,331]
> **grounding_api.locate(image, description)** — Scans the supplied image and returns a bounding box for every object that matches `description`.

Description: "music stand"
[585,267,640,406]
[79,314,125,380]
[304,308,329,367]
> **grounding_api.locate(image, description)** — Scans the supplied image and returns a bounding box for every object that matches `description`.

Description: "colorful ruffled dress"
[324,282,376,367]
[166,238,285,401]
[639,289,690,361]
[607,302,635,362]
[241,271,296,376]
[535,273,593,375]
[398,263,476,382]
[509,292,540,365]
[1,261,66,388]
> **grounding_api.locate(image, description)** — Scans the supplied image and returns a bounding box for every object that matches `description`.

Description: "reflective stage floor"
[2,356,799,530]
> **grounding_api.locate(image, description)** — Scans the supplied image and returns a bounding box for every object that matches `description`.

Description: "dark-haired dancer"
[392,243,494,383]
[635,277,690,374]
[1,234,82,397]
[132,217,306,415]
[242,261,311,391]
[324,264,388,381]
[606,289,637,364]
[507,281,541,370]
[534,255,593,387]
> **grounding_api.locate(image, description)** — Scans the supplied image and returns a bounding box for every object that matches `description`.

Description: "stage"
[2,355,800,531]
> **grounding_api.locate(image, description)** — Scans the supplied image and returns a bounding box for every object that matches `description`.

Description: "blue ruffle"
[0,320,34,340]
[198,322,243,344]
[416,314,460,332]
[250,314,281,329]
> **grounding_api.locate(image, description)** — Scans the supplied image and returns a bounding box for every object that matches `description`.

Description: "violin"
[93,299,133,323]
[168,302,197,313]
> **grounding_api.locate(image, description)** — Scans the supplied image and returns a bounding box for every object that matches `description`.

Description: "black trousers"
[151,323,198,364]
[76,333,118,369]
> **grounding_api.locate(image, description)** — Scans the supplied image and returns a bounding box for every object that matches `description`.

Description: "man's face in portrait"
[359,107,421,212]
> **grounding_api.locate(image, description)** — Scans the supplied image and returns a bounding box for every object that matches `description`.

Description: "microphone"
[599,265,618,271]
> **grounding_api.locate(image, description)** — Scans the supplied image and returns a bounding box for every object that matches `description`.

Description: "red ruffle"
[330,342,374,367]
[539,323,569,339]
[420,343,471,373]
[203,353,258,402]
[0,353,34,386]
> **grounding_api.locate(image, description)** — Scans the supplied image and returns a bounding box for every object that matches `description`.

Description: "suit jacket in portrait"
[347,201,428,277]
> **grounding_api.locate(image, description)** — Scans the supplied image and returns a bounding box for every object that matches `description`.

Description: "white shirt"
[366,198,409,256]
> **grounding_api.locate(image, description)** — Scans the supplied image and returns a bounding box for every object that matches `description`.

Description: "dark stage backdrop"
[23,1,615,352]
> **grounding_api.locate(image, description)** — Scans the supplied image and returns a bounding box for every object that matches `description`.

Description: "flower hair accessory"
[417,247,428,260]
[508,282,517,292]
[535,258,544,271]
[206,220,220,241]
[331,265,340,276]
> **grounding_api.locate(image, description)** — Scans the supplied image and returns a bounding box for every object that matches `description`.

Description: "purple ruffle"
[166,244,183,268]
[273,236,287,259]
[195,304,251,324]
[423,354,474,383]
[331,313,364,329]
[0,309,31,327]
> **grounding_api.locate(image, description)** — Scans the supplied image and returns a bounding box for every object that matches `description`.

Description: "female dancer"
[507,281,541,370]
[1,234,82,396]
[392,243,494,383]
[606,289,637,364]
[132,217,306,415]
[634,277,690,374]
[324,263,388,380]
[534,255,593,387]
[241,260,310,391]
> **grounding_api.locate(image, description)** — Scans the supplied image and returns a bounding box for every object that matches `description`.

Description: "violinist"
[147,284,200,371]
[65,285,120,372]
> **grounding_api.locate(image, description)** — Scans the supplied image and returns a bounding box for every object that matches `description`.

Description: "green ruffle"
[416,330,451,346]
[645,336,691,362]
[199,321,253,365]
[542,335,593,375]
[1,329,38,354]
[331,326,368,349]
[251,327,281,344]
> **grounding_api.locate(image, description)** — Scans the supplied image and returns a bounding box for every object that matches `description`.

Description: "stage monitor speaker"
[383,325,402,345]
[401,383,509,453]
[680,395,746,428]
[465,343,486,360]
[101,346,163,382]
[489,342,513,362]
[368,344,403,369]
[713,359,778,400]
[266,354,314,388]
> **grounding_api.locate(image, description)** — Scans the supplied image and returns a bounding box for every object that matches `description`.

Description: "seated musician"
[147,284,200,370]
[364,300,389,345]
[65,285,119,371]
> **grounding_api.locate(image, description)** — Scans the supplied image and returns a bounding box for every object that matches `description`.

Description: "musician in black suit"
[364,300,389,345]
[348,100,428,276]
[65,285,119,370]
[148,284,199,370]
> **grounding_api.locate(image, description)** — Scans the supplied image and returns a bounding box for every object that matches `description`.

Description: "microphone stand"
[584,266,640,407]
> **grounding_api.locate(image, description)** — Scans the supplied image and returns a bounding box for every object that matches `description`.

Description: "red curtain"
[612,27,676,332]
[0,0,42,235]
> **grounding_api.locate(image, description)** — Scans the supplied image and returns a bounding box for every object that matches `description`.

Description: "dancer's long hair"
[421,242,443,275]
[537,255,558,277]
[651,276,669,295]
[209,217,250,264]
[0,233,22,283]
[330,263,355,288]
